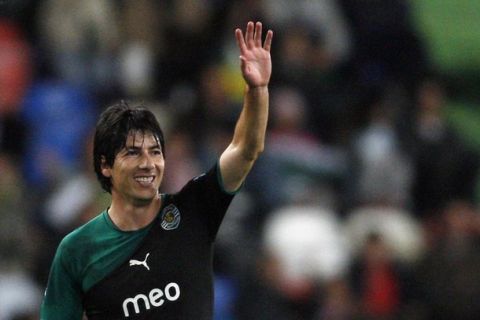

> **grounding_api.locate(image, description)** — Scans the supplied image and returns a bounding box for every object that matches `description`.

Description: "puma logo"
[129,253,150,271]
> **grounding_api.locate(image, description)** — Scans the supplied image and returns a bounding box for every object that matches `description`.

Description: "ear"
[100,156,112,178]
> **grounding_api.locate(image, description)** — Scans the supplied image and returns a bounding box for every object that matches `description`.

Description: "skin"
[103,21,273,231]
[219,21,273,191]
[101,131,165,230]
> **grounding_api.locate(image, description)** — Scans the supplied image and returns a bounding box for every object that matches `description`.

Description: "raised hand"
[235,21,273,88]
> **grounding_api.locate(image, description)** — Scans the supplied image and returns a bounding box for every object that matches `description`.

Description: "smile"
[135,176,155,185]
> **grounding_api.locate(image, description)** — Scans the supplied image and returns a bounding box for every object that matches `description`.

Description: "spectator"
[0,153,42,320]
[118,0,164,98]
[415,200,480,320]
[36,0,120,97]
[349,232,411,320]
[339,0,427,89]
[409,78,479,219]
[235,205,349,320]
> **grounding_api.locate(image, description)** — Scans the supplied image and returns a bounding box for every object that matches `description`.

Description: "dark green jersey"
[41,164,235,319]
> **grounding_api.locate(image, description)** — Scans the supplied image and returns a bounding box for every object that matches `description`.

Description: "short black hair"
[93,101,165,193]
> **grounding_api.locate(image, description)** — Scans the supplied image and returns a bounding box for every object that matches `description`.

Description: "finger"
[245,21,254,48]
[235,28,247,53]
[263,30,273,52]
[254,22,262,47]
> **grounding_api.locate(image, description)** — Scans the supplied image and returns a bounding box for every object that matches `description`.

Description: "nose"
[138,152,155,169]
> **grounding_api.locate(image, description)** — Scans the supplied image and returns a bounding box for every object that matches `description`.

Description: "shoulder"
[58,212,107,256]
[176,163,231,196]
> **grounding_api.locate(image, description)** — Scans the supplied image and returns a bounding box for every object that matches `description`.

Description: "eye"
[125,149,139,156]
[152,149,163,156]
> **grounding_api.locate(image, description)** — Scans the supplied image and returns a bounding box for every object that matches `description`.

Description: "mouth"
[134,175,155,187]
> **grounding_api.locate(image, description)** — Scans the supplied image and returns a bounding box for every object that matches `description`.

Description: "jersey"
[41,164,236,319]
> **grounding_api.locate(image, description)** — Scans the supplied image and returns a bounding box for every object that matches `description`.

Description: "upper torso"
[41,164,235,320]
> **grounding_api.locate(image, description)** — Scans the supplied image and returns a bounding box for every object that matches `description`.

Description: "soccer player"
[40,21,273,319]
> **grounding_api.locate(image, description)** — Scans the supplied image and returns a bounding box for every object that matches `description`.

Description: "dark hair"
[93,101,165,193]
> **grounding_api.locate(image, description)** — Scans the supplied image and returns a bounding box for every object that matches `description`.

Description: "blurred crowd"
[1,1,480,319]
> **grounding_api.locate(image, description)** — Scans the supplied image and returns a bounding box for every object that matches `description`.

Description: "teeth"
[135,177,154,183]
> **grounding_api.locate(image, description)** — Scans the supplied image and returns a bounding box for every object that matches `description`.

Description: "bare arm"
[219,21,273,192]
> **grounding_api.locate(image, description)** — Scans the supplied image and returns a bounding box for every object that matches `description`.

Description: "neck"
[108,195,162,231]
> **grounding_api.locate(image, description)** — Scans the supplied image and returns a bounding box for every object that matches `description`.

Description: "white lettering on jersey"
[129,253,150,271]
[122,282,181,317]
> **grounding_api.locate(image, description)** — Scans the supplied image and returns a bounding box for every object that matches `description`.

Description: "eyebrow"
[125,144,161,150]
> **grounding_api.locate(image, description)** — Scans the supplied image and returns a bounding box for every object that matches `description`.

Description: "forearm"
[219,21,272,192]
[231,85,269,160]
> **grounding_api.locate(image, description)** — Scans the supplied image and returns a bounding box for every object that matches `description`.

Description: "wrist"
[246,84,269,93]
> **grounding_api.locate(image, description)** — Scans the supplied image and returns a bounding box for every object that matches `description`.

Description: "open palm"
[235,21,273,88]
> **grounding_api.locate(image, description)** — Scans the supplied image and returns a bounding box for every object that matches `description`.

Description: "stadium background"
[1,0,480,319]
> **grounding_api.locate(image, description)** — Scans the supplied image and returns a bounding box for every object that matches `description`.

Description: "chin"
[132,197,156,207]
[134,192,159,204]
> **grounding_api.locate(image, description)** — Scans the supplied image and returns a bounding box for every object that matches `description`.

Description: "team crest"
[161,204,181,230]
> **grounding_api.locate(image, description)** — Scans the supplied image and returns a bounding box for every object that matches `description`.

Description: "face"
[102,130,165,206]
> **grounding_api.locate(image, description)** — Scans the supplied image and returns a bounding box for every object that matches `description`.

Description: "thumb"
[239,55,250,76]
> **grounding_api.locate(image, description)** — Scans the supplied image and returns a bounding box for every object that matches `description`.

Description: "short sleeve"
[41,242,84,320]
[181,162,236,240]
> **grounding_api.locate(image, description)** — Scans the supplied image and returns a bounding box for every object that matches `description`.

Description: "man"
[41,21,273,319]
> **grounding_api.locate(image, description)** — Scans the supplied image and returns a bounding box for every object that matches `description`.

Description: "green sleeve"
[40,242,84,320]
